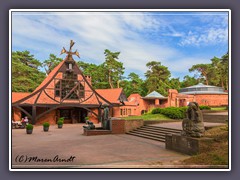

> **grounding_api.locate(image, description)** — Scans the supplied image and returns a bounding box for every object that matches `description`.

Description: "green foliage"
[12,49,229,103]
[43,54,62,74]
[43,122,50,127]
[123,113,172,120]
[151,107,187,119]
[13,50,41,68]
[26,124,34,130]
[151,108,162,114]
[145,61,171,96]
[189,52,229,90]
[12,51,46,92]
[120,72,147,97]
[104,49,125,88]
[77,61,110,89]
[57,120,63,125]
[85,116,89,120]
[199,105,211,110]
[58,117,64,121]
[189,63,213,85]
[181,75,199,88]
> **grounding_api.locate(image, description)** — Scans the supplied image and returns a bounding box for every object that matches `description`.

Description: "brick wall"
[110,119,125,134]
[37,109,57,125]
[12,107,21,121]
[83,119,143,136]
[83,129,111,136]
[194,94,228,106]
[89,108,99,124]
[124,119,144,133]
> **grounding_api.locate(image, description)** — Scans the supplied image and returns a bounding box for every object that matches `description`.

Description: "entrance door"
[59,109,72,123]
[59,108,88,123]
[77,108,87,123]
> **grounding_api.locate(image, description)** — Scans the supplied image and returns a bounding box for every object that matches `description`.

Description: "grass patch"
[123,113,172,121]
[181,125,229,165]
[210,107,228,111]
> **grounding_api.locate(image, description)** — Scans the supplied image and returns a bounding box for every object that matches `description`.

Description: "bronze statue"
[83,120,95,130]
[181,102,205,138]
[101,104,110,130]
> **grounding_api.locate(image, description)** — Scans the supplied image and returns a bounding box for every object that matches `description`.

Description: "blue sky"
[11,10,229,80]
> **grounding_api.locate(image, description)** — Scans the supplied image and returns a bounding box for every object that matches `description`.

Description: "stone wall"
[165,134,214,155]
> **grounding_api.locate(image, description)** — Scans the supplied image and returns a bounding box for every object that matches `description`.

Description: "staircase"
[126,125,182,142]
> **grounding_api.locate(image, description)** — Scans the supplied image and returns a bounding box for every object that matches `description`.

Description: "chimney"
[85,75,92,85]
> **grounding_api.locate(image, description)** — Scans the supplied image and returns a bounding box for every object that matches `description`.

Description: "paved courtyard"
[12,123,190,169]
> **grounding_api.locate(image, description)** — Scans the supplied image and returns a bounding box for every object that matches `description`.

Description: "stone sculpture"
[181,102,205,138]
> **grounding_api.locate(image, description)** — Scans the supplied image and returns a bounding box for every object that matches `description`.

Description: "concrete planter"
[43,126,49,132]
[26,129,33,134]
[58,124,63,129]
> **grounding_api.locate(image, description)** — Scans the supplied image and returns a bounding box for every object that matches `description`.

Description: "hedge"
[199,105,211,110]
[151,107,187,119]
[151,105,210,119]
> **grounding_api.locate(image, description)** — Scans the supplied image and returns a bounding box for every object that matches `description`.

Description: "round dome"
[179,83,227,94]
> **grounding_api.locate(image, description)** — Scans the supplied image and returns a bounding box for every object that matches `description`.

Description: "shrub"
[151,108,162,114]
[58,117,64,121]
[43,122,50,127]
[26,124,33,130]
[151,107,187,119]
[199,105,211,110]
[85,116,89,121]
[57,120,63,125]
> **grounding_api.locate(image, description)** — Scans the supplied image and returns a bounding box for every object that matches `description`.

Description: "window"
[128,109,131,115]
[55,81,60,97]
[160,100,165,105]
[55,72,85,100]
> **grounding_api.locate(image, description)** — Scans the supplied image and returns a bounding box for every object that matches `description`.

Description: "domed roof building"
[168,83,228,107]
[179,83,227,95]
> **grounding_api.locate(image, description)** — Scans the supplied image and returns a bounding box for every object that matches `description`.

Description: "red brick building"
[12,44,228,124]
[12,81,228,125]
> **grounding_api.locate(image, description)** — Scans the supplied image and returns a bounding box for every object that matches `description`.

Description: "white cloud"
[11,11,229,79]
[12,12,179,70]
[179,14,228,47]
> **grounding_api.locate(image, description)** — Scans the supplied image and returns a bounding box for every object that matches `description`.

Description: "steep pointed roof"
[12,56,112,107]
[33,60,65,92]
[142,91,167,99]
[12,92,30,103]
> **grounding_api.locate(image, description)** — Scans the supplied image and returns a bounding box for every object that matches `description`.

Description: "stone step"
[128,130,166,139]
[131,128,180,136]
[140,125,182,133]
[126,132,165,142]
[126,125,183,142]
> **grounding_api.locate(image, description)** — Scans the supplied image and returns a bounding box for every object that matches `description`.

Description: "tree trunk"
[117,80,121,88]
[108,70,113,89]
[226,79,228,90]
[221,78,224,89]
[205,77,209,85]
